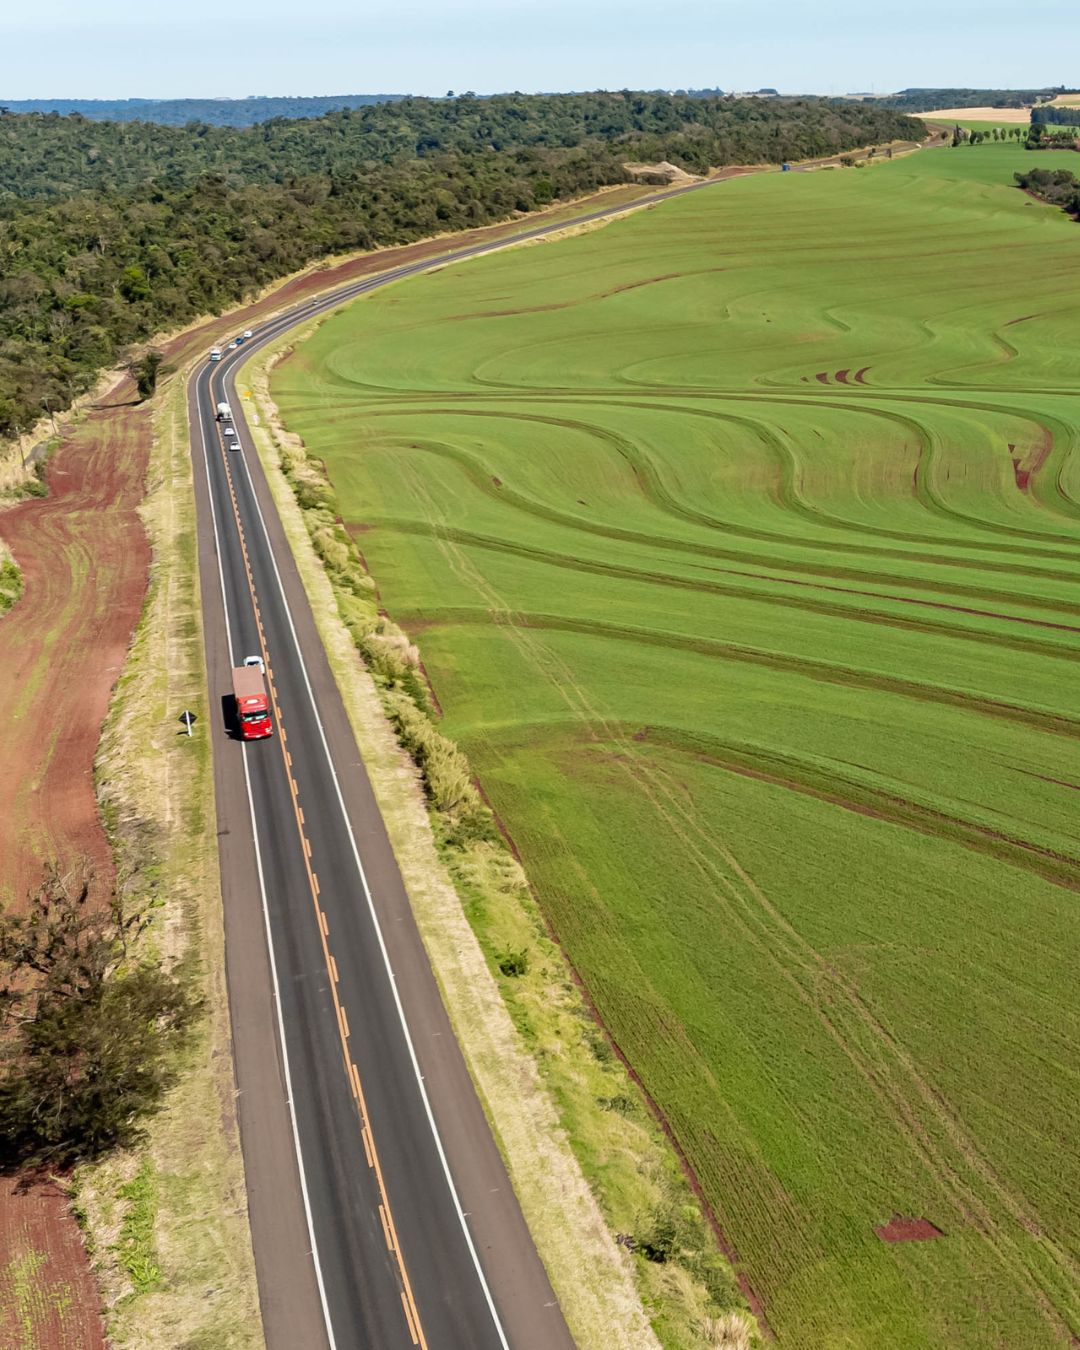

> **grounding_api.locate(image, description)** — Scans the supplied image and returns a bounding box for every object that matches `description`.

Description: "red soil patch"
[814,371,830,384]
[0,1176,106,1348]
[0,394,151,903]
[875,1215,944,1243]
[853,366,871,384]
[834,368,851,384]
[1008,435,1053,492]
[0,380,152,1350]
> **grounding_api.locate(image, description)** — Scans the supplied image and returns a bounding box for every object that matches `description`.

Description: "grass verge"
[0,544,22,616]
[73,365,262,1348]
[239,334,758,1350]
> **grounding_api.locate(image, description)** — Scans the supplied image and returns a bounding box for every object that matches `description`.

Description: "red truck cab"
[232,664,272,739]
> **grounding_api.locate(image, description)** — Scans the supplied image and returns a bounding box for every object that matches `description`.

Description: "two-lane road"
[193,343,564,1347]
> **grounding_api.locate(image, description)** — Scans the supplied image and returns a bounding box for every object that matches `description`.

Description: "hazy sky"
[1,0,1074,99]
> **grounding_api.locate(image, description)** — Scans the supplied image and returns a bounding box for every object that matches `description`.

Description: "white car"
[243,654,265,674]
[242,329,253,340]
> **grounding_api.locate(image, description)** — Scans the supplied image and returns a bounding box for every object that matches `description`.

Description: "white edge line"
[226,363,512,1350]
[197,368,339,1350]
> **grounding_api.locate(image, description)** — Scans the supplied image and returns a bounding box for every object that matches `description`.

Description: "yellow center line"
[210,411,429,1350]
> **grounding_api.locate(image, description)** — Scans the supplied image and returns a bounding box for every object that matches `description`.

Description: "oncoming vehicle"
[232,664,272,739]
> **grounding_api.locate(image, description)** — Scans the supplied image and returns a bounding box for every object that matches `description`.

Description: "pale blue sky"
[1,0,1073,100]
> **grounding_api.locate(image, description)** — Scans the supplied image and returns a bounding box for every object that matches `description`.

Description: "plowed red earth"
[0,383,152,1350]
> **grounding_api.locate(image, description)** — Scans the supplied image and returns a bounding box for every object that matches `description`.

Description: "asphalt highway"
[187,148,924,1349]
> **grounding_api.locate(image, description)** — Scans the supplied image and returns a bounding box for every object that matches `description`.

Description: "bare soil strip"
[0,385,152,1349]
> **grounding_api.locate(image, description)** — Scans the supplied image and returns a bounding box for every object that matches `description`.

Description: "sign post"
[179,710,197,738]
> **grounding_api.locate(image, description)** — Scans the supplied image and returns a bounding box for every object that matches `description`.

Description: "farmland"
[271,143,1080,1348]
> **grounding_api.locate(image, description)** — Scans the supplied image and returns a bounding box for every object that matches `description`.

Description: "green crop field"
[272,143,1080,1349]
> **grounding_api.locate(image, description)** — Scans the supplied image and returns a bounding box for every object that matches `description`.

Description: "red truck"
[232,664,273,739]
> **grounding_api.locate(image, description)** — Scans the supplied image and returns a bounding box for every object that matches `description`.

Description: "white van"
[209,347,222,362]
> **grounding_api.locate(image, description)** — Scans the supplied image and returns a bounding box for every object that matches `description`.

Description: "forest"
[877,87,1072,110]
[0,94,406,127]
[0,92,919,441]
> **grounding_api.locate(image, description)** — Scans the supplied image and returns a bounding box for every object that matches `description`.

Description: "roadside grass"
[241,335,757,1350]
[0,545,22,616]
[74,367,261,1348]
[267,142,1080,1350]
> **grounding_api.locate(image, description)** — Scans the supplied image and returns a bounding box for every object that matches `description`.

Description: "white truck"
[215,401,232,422]
[209,347,222,363]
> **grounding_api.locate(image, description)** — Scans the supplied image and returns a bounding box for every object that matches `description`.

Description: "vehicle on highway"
[228,339,239,349]
[209,346,222,362]
[234,334,246,345]
[216,401,232,422]
[224,427,238,447]
[243,654,265,674]
[232,664,272,739]
[242,329,253,340]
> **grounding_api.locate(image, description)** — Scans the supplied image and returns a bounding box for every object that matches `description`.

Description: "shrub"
[497,948,529,977]
[0,864,200,1168]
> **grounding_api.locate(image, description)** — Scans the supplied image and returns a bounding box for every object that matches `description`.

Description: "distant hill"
[0,94,407,127]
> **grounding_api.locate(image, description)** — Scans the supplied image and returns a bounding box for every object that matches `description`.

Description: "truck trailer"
[216,401,232,422]
[232,665,272,739]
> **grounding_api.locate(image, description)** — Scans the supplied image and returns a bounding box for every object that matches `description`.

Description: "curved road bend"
[188,147,924,1350]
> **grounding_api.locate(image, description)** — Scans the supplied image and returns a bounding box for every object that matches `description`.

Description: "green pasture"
[273,142,1080,1349]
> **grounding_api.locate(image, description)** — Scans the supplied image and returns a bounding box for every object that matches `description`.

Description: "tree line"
[0,93,407,128]
[878,87,1074,111]
[0,93,919,441]
[1030,105,1080,125]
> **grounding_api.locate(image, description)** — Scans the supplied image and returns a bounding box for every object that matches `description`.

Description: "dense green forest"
[1031,105,1080,125]
[875,87,1072,110]
[0,93,919,198]
[0,94,406,127]
[0,92,919,441]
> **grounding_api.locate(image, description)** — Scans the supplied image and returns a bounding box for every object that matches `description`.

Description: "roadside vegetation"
[269,141,1080,1349]
[0,543,20,614]
[243,336,759,1350]
[0,92,919,440]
